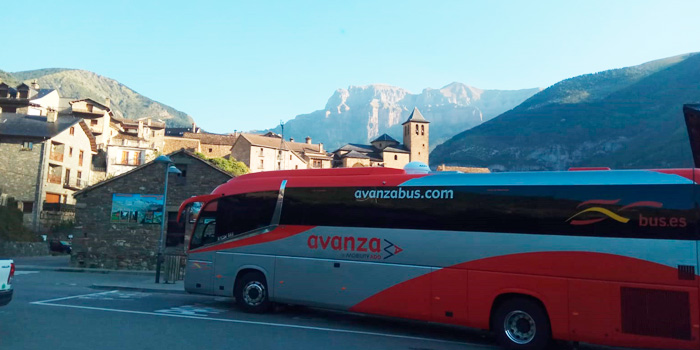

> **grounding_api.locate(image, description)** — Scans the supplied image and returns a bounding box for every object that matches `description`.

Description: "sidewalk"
[15,255,186,294]
[14,255,153,276]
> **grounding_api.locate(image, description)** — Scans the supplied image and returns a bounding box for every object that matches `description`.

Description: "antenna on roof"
[277,120,285,170]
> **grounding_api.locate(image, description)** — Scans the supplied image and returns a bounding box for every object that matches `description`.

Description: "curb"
[16,265,155,276]
[90,284,188,295]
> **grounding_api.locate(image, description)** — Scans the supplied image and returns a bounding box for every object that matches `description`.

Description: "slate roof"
[0,113,97,152]
[402,107,429,125]
[371,133,399,143]
[334,143,375,153]
[237,133,332,160]
[383,145,410,153]
[0,113,82,138]
[32,89,56,100]
[342,150,370,159]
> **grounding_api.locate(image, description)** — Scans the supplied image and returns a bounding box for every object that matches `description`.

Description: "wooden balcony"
[47,174,62,184]
[49,152,64,162]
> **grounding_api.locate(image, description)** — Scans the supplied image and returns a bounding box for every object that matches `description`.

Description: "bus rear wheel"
[493,297,551,350]
[235,271,271,313]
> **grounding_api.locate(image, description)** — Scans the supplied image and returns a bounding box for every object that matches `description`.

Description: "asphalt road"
[0,270,624,350]
[1,270,499,350]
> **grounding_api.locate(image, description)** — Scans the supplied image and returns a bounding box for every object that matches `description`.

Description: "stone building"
[332,107,430,168]
[163,131,239,158]
[231,132,332,173]
[0,112,96,232]
[0,81,59,116]
[71,150,232,270]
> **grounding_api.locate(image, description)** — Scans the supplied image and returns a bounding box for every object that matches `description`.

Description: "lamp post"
[154,155,181,283]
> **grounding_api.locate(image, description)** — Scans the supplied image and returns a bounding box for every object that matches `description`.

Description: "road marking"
[155,304,225,316]
[14,271,39,275]
[31,295,491,348]
[31,290,119,304]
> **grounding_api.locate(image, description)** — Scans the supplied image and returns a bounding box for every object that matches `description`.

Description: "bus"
[177,105,700,350]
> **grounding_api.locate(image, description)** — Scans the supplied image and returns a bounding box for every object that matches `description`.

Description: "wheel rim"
[503,310,536,344]
[242,281,266,306]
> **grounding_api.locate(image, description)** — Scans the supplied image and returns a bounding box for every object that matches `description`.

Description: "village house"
[332,107,430,168]
[0,111,96,232]
[0,81,60,116]
[71,150,232,270]
[163,126,239,159]
[231,132,332,172]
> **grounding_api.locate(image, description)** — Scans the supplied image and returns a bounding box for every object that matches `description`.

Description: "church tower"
[402,107,430,164]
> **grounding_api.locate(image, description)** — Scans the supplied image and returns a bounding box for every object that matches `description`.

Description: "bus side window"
[216,192,278,238]
[190,200,219,250]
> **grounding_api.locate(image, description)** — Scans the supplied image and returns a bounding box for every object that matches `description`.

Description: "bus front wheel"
[493,297,551,350]
[234,271,271,313]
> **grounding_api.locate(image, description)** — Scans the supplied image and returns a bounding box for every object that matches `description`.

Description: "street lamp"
[154,155,181,284]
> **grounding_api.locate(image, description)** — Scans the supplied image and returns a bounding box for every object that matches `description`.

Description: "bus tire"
[493,297,551,350]
[234,271,271,313]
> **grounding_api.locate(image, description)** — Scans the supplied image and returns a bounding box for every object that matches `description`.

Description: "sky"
[2,0,700,132]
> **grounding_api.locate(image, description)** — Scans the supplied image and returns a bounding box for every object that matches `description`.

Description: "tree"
[193,152,249,176]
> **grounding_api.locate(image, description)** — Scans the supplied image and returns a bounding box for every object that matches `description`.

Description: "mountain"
[430,53,700,170]
[263,83,540,151]
[2,68,193,127]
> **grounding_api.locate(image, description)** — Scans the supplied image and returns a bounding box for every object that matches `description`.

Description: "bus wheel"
[493,297,551,350]
[235,272,271,313]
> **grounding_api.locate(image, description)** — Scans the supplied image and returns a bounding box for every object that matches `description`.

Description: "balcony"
[43,202,76,212]
[63,178,84,190]
[49,152,64,162]
[47,174,62,185]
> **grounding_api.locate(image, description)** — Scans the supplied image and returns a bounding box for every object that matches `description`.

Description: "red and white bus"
[178,105,700,350]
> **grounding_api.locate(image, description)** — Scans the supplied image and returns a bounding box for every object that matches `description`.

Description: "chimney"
[305,136,312,144]
[30,79,39,90]
[104,97,111,108]
[147,118,152,126]
[192,122,197,133]
[319,143,324,153]
[138,120,144,138]
[47,109,58,123]
[289,137,294,142]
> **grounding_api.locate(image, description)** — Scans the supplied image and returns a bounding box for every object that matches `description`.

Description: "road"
[0,269,623,350]
[1,270,500,350]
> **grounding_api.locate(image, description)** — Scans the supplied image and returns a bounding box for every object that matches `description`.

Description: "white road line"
[14,271,40,275]
[30,290,118,304]
[32,300,493,348]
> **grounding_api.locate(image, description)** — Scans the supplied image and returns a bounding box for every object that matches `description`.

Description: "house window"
[86,104,93,113]
[79,150,84,166]
[259,159,264,168]
[295,165,299,169]
[208,148,213,152]
[122,151,129,165]
[394,155,398,160]
[259,148,264,156]
[77,171,82,187]
[421,125,425,135]
[69,147,73,157]
[64,168,71,186]
[91,120,98,126]
[21,141,33,150]
[415,124,419,135]
[69,127,75,135]
[22,201,34,214]
[175,164,187,185]
[313,160,322,168]
[289,155,292,161]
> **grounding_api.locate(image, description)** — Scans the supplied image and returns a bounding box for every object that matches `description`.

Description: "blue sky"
[2,0,699,132]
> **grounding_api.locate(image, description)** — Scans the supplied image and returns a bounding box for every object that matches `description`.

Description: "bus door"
[185,200,219,295]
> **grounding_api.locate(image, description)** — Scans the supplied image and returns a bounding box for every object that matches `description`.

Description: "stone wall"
[163,137,200,155]
[0,242,49,257]
[0,138,42,203]
[72,151,232,270]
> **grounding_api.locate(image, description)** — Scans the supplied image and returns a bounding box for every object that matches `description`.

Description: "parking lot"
[2,269,498,350]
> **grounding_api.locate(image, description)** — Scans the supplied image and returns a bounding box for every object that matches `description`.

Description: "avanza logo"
[566,199,686,228]
[307,235,403,260]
